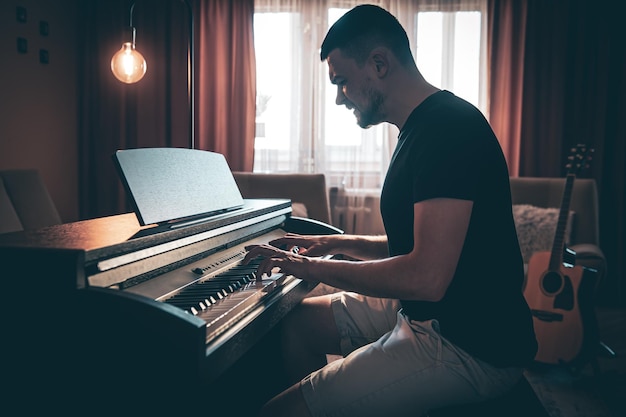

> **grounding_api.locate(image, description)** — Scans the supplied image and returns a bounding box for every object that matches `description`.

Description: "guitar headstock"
[566,143,594,177]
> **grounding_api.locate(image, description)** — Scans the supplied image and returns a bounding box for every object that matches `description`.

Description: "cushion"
[512,204,574,264]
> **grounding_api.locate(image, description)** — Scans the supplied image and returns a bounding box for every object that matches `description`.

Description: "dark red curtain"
[196,0,256,171]
[489,0,626,306]
[487,0,527,176]
[78,0,256,219]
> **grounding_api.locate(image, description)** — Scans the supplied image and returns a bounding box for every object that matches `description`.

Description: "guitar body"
[525,251,585,364]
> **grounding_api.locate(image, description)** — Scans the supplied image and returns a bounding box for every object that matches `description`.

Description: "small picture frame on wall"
[16,6,27,23]
[40,21,49,37]
[17,37,28,54]
[40,49,49,64]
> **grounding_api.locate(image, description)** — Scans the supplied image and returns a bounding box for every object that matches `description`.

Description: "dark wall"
[0,0,79,223]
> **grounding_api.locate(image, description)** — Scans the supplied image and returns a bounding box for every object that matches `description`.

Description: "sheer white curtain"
[253,0,487,234]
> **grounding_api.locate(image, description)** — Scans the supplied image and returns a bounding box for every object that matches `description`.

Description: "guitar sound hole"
[542,271,563,295]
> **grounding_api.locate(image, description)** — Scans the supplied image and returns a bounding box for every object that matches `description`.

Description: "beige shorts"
[300,292,522,417]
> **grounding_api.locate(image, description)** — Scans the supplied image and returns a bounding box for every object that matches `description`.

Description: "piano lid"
[113,148,245,226]
[0,198,291,263]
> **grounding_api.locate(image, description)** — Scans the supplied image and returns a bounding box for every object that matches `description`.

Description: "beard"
[354,87,385,129]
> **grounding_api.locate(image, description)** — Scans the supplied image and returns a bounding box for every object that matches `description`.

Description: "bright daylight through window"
[253,3,485,190]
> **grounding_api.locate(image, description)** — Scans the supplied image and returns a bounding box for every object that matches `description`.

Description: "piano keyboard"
[164,260,261,313]
[112,227,321,345]
[160,253,294,342]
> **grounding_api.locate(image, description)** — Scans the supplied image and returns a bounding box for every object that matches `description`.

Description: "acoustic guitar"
[523,144,597,366]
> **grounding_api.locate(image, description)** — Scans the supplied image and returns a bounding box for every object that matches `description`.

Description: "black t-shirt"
[380,90,537,367]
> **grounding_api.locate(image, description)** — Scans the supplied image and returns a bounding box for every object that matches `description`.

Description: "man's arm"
[243,198,472,301]
[268,233,389,261]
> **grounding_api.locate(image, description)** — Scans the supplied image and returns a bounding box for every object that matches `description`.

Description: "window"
[253,12,297,172]
[253,1,487,190]
[415,10,486,113]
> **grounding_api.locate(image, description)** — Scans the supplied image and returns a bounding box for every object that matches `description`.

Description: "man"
[243,5,537,417]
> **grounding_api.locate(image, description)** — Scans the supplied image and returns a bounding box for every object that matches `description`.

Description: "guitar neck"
[549,174,575,270]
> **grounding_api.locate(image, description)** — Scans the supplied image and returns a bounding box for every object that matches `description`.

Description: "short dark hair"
[320,4,414,66]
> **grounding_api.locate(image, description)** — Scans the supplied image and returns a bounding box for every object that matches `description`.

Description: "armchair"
[0,169,61,234]
[232,172,332,225]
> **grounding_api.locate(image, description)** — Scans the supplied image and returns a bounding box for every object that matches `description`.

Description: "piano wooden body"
[0,198,341,414]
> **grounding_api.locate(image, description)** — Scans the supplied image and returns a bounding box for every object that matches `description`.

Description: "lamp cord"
[129,3,135,28]
[124,0,194,149]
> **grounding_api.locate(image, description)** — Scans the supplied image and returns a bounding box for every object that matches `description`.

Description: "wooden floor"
[526,307,626,417]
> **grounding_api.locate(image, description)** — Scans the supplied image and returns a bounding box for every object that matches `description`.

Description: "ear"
[370,49,389,78]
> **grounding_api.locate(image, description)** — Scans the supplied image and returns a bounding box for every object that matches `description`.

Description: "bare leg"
[280,294,341,386]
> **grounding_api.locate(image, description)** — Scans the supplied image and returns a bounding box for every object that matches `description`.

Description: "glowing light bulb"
[111,42,147,84]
